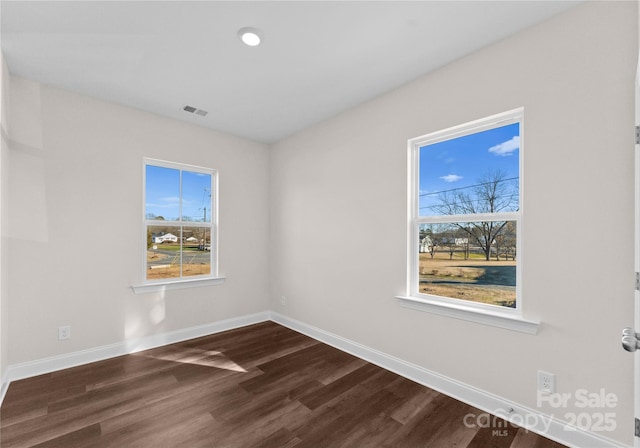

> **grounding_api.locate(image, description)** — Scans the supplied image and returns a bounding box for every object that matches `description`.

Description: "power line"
[420,176,519,197]
[419,192,518,211]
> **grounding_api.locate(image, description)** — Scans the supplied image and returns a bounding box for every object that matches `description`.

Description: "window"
[142,158,218,285]
[407,109,523,316]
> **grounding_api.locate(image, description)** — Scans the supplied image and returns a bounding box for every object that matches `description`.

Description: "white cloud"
[161,196,180,203]
[146,196,180,209]
[488,136,520,156]
[440,174,463,183]
[437,152,455,164]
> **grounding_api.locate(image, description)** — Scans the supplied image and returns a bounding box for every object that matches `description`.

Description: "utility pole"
[202,207,207,251]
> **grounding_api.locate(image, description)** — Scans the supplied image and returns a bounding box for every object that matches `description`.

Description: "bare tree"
[452,226,471,260]
[420,224,444,259]
[433,170,518,261]
[427,227,441,259]
[441,226,458,260]
[494,221,517,261]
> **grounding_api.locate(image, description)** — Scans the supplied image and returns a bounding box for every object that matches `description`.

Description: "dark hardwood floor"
[1,322,566,447]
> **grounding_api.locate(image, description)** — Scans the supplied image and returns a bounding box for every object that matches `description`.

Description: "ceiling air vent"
[182,105,208,117]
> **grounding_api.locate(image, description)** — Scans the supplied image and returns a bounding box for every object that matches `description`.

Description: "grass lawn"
[146,263,211,280]
[419,252,516,308]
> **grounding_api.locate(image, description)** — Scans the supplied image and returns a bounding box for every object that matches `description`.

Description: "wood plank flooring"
[1,322,566,447]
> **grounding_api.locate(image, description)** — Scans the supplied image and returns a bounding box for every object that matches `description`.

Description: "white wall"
[1,0,637,445]
[5,78,270,364]
[0,49,9,386]
[270,2,637,445]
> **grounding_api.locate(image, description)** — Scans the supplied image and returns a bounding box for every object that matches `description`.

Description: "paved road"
[148,249,211,267]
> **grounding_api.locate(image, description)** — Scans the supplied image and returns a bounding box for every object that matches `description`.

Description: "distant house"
[185,236,198,242]
[419,235,469,253]
[153,233,178,244]
[454,238,469,246]
[419,236,432,253]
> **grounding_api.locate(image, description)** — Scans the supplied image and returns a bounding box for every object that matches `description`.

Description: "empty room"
[0,1,638,447]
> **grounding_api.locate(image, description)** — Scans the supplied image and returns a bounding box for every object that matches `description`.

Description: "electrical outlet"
[537,370,555,394]
[281,296,286,306]
[58,326,71,340]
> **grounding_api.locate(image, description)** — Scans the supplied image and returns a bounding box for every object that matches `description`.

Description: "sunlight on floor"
[141,347,247,373]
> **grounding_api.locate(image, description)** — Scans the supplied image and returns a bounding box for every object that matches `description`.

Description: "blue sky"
[145,165,212,222]
[419,122,520,216]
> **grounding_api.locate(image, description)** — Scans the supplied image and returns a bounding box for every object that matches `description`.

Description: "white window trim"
[131,158,224,294]
[395,295,539,335]
[403,108,539,334]
[132,276,226,295]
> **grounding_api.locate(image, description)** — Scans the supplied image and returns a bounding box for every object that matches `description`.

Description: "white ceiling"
[1,1,581,144]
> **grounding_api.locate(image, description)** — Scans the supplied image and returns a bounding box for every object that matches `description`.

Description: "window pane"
[419,123,520,217]
[147,225,181,280]
[181,171,212,223]
[145,165,181,221]
[418,221,517,308]
[181,226,212,277]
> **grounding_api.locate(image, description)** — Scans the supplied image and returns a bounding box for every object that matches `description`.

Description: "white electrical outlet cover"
[537,370,555,393]
[58,326,71,340]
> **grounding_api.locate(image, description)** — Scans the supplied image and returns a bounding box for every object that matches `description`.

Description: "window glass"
[144,160,216,282]
[181,171,212,223]
[147,225,182,280]
[145,165,180,221]
[419,123,520,217]
[181,226,212,277]
[410,110,522,310]
[418,221,517,308]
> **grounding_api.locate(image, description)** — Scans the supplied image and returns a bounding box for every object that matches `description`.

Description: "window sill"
[395,295,540,335]
[131,276,226,294]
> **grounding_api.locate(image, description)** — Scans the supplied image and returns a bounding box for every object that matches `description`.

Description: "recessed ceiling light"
[238,27,262,47]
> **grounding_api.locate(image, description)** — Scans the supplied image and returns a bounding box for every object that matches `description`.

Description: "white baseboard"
[0,368,9,405]
[269,312,628,448]
[0,310,628,448]
[0,311,270,404]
